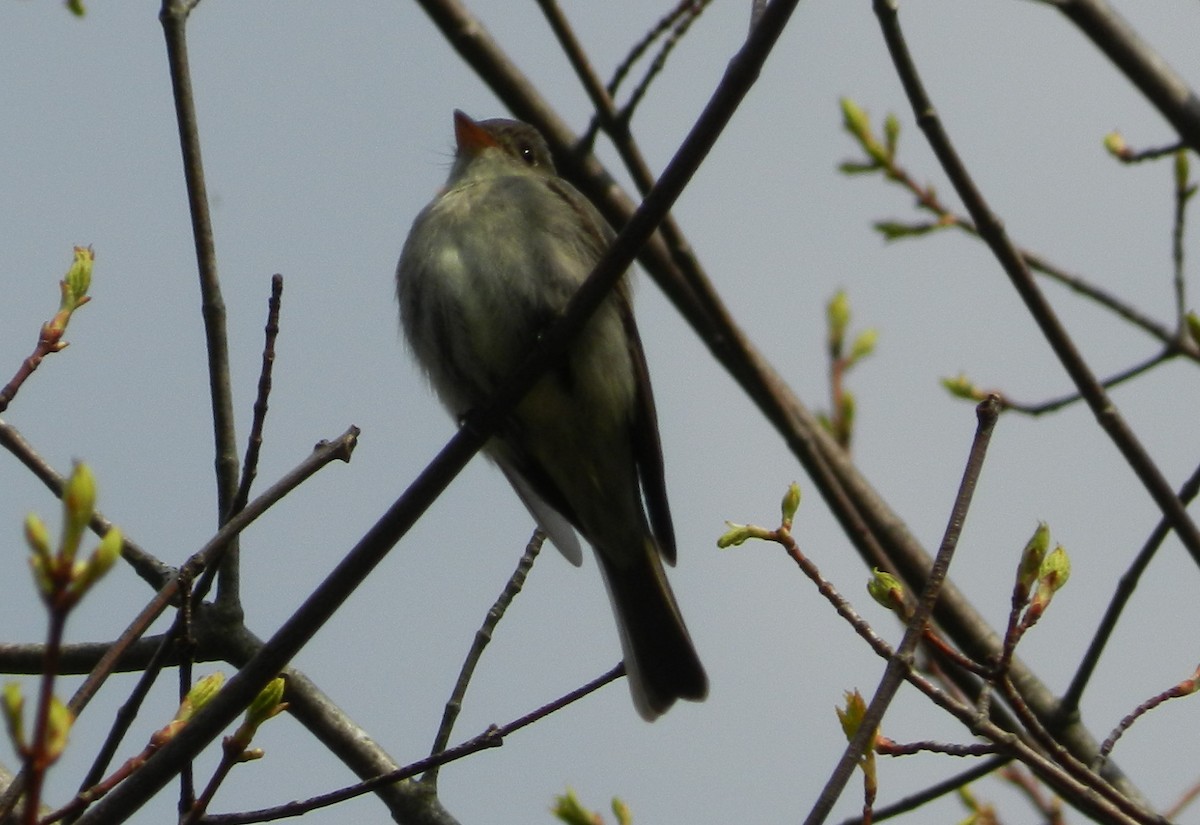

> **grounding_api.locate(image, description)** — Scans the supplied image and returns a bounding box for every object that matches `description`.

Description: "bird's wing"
[543,175,677,565]
[617,293,677,565]
[500,464,584,565]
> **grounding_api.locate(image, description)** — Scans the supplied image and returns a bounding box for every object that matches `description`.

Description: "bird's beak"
[453,110,498,158]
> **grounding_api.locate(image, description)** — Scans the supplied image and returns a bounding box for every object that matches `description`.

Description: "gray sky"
[3,1,1200,823]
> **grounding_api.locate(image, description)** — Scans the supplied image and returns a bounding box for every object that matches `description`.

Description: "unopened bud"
[836,689,869,741]
[177,672,226,723]
[44,696,74,763]
[883,114,901,159]
[941,373,981,401]
[717,522,763,548]
[1103,131,1128,158]
[867,568,905,612]
[70,526,122,597]
[849,328,878,362]
[61,462,97,562]
[780,483,801,526]
[64,246,94,307]
[1016,522,1050,596]
[3,683,24,752]
[245,676,287,731]
[1038,544,1070,594]
[839,98,871,143]
[1176,149,1191,192]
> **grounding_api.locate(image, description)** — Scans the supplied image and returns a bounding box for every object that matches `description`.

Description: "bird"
[395,110,707,719]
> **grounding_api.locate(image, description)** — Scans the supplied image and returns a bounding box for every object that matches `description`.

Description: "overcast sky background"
[4,1,1200,823]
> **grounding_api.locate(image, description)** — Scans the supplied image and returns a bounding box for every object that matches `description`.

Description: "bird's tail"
[597,539,708,721]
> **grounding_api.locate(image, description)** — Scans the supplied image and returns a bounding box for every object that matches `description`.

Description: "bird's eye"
[518,144,538,167]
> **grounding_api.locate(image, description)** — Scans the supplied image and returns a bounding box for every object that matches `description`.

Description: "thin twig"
[77,430,356,723]
[535,0,622,148]
[834,755,1010,825]
[176,577,197,812]
[606,1,695,98]
[1095,664,1200,768]
[874,0,1200,587]
[156,10,247,811]
[804,396,1001,825]
[0,283,89,414]
[20,610,67,825]
[855,138,1189,355]
[538,0,692,231]
[71,628,181,805]
[1019,247,1186,352]
[423,530,544,787]
[614,2,710,130]
[0,431,358,687]
[1,431,358,824]
[578,0,704,150]
[209,274,284,613]
[0,420,172,588]
[199,665,623,825]
[160,0,240,519]
[875,738,997,757]
[764,476,1150,825]
[227,275,284,523]
[996,675,1152,822]
[871,8,1197,813]
[1171,151,1191,331]
[1163,775,1200,821]
[919,627,989,678]
[1112,141,1186,163]
[999,762,1066,825]
[1001,348,1173,415]
[1060,459,1200,717]
[1055,0,1200,155]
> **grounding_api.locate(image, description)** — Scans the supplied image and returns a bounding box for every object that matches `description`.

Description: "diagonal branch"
[806,397,1002,825]
[424,530,544,788]
[1053,0,1200,155]
[0,420,172,589]
[159,0,242,595]
[873,0,1200,577]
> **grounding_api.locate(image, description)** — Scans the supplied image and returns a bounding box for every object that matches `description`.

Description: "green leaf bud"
[24,513,52,563]
[780,482,801,527]
[44,696,74,763]
[64,246,94,308]
[1016,522,1050,595]
[940,373,981,401]
[177,672,226,723]
[551,789,593,825]
[71,526,122,597]
[849,328,878,362]
[839,98,871,143]
[245,676,287,731]
[61,462,96,563]
[867,568,904,611]
[836,689,868,741]
[1102,131,1128,159]
[883,113,901,159]
[1175,149,1191,193]
[1038,544,1070,594]
[717,522,765,548]
[1186,310,1200,348]
[3,682,24,752]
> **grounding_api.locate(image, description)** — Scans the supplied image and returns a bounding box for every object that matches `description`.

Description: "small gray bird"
[395,111,707,719]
